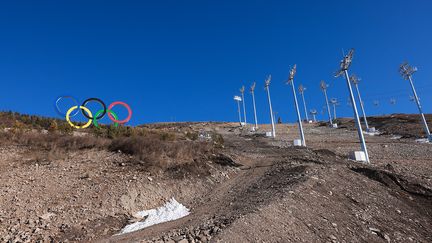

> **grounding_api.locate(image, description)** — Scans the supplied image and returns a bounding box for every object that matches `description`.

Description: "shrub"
[185,131,198,141]
[48,120,58,133]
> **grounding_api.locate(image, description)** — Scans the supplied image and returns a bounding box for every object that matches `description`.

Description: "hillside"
[0,113,431,242]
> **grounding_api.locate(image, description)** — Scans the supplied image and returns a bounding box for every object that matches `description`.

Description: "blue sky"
[0,0,431,125]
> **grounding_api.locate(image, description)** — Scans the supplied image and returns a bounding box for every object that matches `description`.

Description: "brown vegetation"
[0,111,224,175]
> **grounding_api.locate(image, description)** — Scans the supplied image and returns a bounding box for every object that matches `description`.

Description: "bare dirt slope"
[335,113,432,138]
[1,114,432,242]
[108,122,432,243]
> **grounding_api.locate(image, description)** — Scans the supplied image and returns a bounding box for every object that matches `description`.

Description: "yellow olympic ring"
[66,106,93,129]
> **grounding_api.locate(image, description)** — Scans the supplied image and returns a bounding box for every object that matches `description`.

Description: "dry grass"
[0,111,225,175]
[0,131,110,150]
[0,128,219,175]
[108,135,214,172]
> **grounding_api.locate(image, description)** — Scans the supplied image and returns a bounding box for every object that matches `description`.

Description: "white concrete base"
[330,124,338,128]
[308,120,313,124]
[293,139,303,146]
[366,127,376,133]
[240,122,246,126]
[265,132,273,137]
[349,151,367,162]
[250,127,256,132]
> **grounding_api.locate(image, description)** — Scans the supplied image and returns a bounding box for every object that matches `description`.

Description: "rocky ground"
[1,115,432,242]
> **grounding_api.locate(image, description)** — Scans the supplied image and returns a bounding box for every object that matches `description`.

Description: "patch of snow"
[118,198,190,235]
[390,135,402,140]
[363,131,381,136]
[415,138,430,144]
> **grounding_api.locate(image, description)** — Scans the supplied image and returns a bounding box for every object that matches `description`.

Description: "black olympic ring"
[81,98,107,120]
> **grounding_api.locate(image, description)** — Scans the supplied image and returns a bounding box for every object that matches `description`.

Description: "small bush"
[57,122,74,135]
[48,120,58,133]
[212,132,224,147]
[185,132,198,141]
[160,132,176,141]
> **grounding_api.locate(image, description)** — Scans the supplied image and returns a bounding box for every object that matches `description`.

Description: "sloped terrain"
[109,122,432,243]
[335,113,432,138]
[0,114,432,242]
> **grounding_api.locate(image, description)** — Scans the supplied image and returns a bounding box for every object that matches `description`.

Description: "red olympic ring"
[107,101,132,124]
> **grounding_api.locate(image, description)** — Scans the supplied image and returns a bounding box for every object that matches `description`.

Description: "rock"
[198,235,208,242]
[172,235,184,242]
[79,173,90,180]
[39,213,55,220]
[383,234,391,243]
[211,226,220,233]
[369,227,381,233]
[148,177,153,182]
[178,239,188,243]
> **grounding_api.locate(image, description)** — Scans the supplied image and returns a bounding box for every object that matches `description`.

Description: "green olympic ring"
[92,109,119,128]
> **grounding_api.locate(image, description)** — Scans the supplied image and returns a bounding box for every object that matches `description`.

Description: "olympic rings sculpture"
[55,96,132,129]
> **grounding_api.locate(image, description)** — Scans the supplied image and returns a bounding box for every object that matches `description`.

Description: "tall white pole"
[299,88,309,122]
[301,93,308,121]
[236,99,242,125]
[408,75,430,136]
[273,111,278,125]
[265,76,276,138]
[323,88,333,125]
[333,103,337,120]
[334,49,370,163]
[399,62,430,140]
[311,113,316,122]
[353,83,370,130]
[288,67,306,146]
[344,70,370,163]
[350,75,371,130]
[240,86,247,126]
[250,84,259,130]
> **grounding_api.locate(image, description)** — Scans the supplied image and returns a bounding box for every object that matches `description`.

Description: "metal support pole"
[251,90,258,130]
[300,92,309,121]
[333,103,337,120]
[241,92,247,126]
[273,112,278,125]
[408,76,430,136]
[236,100,242,126]
[266,86,276,138]
[290,81,306,146]
[344,70,370,163]
[354,83,370,130]
[323,89,333,125]
[312,114,316,122]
